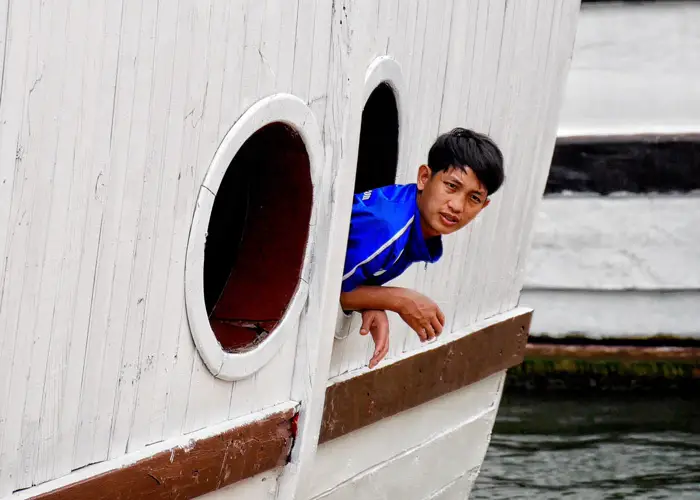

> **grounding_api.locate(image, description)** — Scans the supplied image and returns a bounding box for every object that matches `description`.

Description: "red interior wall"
[208,124,312,351]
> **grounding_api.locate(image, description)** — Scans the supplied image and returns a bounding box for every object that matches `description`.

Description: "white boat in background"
[523,0,700,343]
[516,0,700,392]
[0,1,580,498]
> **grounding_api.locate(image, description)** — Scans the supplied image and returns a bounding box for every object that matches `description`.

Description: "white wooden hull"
[0,0,580,498]
[205,373,505,500]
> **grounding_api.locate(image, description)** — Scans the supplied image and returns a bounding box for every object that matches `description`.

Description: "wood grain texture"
[0,0,580,494]
[319,310,531,443]
[326,0,581,379]
[32,408,296,500]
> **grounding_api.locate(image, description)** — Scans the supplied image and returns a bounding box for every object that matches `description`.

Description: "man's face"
[416,164,490,238]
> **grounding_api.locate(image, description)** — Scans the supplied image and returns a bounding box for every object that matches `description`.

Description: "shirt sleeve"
[341,198,396,293]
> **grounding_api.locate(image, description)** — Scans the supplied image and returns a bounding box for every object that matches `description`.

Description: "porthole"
[185,94,323,381]
[354,57,404,193]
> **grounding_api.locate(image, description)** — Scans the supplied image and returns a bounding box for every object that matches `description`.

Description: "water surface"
[472,392,700,499]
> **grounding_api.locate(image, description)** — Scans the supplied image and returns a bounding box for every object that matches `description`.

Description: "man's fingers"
[416,321,436,342]
[437,308,446,326]
[413,322,427,341]
[374,333,387,356]
[369,316,390,368]
[423,322,436,341]
[431,315,443,336]
[379,343,389,362]
[370,347,385,368]
[360,315,372,335]
[369,338,389,368]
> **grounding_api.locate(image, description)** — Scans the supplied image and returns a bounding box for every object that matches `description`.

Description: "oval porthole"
[205,122,311,349]
[185,94,322,381]
[354,57,404,193]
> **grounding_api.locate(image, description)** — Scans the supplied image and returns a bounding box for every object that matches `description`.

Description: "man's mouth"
[439,212,459,226]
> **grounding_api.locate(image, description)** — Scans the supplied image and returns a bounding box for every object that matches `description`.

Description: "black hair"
[427,127,505,195]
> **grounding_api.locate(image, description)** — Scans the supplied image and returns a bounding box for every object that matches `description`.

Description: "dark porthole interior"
[354,82,399,193]
[203,122,313,352]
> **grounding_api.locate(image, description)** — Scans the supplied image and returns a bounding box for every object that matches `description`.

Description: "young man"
[340,127,505,368]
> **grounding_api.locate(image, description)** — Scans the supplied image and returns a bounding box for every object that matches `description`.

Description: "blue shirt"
[341,183,443,293]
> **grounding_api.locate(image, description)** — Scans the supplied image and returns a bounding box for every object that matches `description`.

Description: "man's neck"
[416,192,439,239]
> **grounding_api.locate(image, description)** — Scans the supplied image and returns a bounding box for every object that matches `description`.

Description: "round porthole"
[185,94,323,381]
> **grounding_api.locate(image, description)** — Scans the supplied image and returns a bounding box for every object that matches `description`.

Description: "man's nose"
[447,196,464,213]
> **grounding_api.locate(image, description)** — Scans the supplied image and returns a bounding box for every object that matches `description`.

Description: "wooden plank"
[17,0,72,488]
[449,0,492,332]
[313,408,498,500]
[493,0,550,316]
[479,0,534,322]
[104,0,160,460]
[72,0,143,468]
[0,0,48,493]
[503,0,562,314]
[32,407,296,500]
[60,0,125,476]
[275,0,368,496]
[525,343,700,363]
[403,0,454,356]
[125,0,189,453]
[143,0,197,447]
[220,0,283,426]
[308,373,504,499]
[161,0,215,440]
[455,0,507,329]
[510,0,581,308]
[319,309,531,443]
[33,0,92,484]
[436,0,479,335]
[257,0,282,97]
[180,0,235,437]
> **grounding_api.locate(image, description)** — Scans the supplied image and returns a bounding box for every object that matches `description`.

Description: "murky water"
[472,392,700,499]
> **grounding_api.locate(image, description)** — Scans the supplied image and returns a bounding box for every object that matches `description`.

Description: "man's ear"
[483,198,491,209]
[417,164,432,190]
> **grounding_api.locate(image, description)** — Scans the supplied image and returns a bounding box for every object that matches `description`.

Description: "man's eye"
[471,195,481,203]
[445,182,457,190]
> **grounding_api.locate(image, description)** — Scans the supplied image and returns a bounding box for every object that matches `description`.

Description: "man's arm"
[340,285,406,313]
[341,286,446,341]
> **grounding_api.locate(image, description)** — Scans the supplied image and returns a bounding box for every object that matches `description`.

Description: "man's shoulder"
[356,183,416,205]
[352,183,417,233]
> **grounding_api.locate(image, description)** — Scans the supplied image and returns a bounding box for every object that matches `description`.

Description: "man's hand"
[360,309,390,369]
[340,286,445,343]
[395,289,445,342]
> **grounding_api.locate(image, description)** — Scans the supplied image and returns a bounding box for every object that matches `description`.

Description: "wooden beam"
[34,408,296,500]
[319,310,531,443]
[525,343,700,363]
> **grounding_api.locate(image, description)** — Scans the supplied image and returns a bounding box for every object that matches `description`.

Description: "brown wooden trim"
[319,310,531,443]
[526,343,700,363]
[34,408,296,500]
